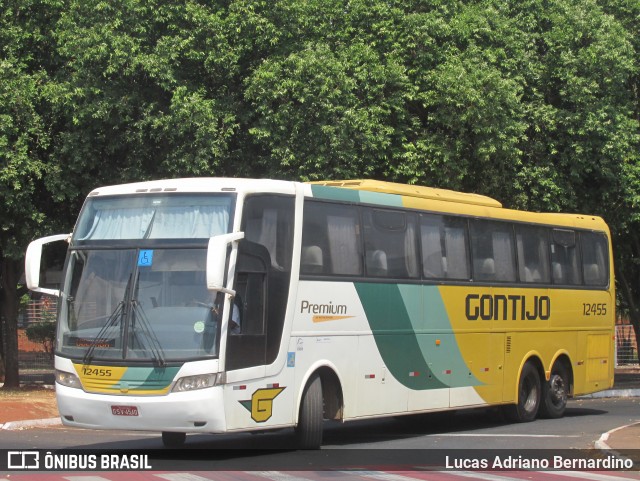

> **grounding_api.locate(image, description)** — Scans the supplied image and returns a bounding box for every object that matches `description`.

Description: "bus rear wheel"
[539,363,569,419]
[503,362,541,423]
[294,373,323,449]
[162,431,186,447]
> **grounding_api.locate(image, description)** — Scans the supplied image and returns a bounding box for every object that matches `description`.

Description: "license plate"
[111,405,139,416]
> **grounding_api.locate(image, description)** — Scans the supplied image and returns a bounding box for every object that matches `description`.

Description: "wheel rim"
[548,373,567,407]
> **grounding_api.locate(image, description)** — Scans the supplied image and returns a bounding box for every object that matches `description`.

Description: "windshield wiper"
[82,301,124,365]
[129,300,166,366]
[83,273,133,365]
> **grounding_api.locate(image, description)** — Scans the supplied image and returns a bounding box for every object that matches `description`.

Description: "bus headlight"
[55,369,82,389]
[172,373,222,392]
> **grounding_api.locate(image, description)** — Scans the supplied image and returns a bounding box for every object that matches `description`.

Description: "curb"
[0,417,61,431]
[595,421,640,463]
[578,389,640,399]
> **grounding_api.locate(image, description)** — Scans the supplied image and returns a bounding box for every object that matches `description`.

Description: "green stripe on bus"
[355,283,447,390]
[399,285,481,388]
[120,366,180,391]
[355,283,481,389]
[359,190,403,207]
[310,185,403,207]
[310,185,360,202]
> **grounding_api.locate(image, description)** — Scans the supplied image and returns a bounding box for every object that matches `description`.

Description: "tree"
[245,41,410,180]
[596,0,640,363]
[25,322,56,359]
[52,0,246,190]
[2,0,639,381]
[0,0,68,387]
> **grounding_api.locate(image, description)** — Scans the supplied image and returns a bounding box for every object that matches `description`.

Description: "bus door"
[225,241,269,372]
[224,194,295,430]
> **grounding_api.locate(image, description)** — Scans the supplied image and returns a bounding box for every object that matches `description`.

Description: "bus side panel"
[451,332,505,406]
[354,283,489,413]
[574,331,615,395]
[292,281,370,420]
[355,335,409,416]
[440,285,614,402]
[223,366,296,431]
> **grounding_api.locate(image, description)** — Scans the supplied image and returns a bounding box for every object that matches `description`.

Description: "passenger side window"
[301,201,362,276]
[551,229,581,285]
[470,220,516,282]
[363,208,419,279]
[515,225,550,283]
[420,214,469,280]
[243,195,294,271]
[581,232,608,286]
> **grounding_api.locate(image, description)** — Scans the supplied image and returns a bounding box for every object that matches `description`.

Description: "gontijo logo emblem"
[240,386,285,422]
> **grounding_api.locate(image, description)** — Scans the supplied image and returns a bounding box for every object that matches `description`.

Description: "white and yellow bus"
[25,178,614,448]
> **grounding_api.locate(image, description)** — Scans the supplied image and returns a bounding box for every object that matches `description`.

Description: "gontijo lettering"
[466,294,551,321]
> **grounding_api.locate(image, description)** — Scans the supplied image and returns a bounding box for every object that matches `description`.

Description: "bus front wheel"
[539,362,569,419]
[503,362,541,423]
[294,373,323,449]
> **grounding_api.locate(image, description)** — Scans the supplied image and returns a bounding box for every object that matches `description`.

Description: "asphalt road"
[1,397,638,453]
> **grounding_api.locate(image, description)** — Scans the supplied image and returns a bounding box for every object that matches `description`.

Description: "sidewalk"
[1,368,639,452]
[0,385,59,431]
[592,367,640,456]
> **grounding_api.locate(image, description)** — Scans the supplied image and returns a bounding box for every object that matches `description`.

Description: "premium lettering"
[300,300,347,315]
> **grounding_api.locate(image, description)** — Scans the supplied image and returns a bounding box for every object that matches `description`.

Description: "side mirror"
[206,232,245,295]
[25,233,70,297]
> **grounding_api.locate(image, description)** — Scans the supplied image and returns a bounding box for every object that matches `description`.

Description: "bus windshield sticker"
[138,250,154,267]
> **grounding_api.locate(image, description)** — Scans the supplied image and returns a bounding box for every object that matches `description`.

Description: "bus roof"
[85,177,608,233]
[86,178,298,197]
[310,179,502,208]
[309,179,609,232]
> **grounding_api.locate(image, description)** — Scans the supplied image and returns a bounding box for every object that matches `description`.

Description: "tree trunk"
[1,258,20,388]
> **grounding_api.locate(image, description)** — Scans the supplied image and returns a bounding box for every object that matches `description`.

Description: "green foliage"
[24,322,56,358]
[1,0,640,369]
[246,42,410,180]
[0,0,63,258]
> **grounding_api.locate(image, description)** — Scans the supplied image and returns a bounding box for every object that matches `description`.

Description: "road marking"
[154,474,215,481]
[343,472,419,481]
[62,477,113,481]
[552,472,640,481]
[251,472,314,481]
[430,471,542,481]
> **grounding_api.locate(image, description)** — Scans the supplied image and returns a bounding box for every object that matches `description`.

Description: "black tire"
[294,373,323,449]
[539,362,569,419]
[503,362,541,423]
[162,431,186,447]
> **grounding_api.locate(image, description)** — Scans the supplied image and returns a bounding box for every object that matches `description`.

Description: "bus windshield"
[58,193,235,362]
[73,193,232,241]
